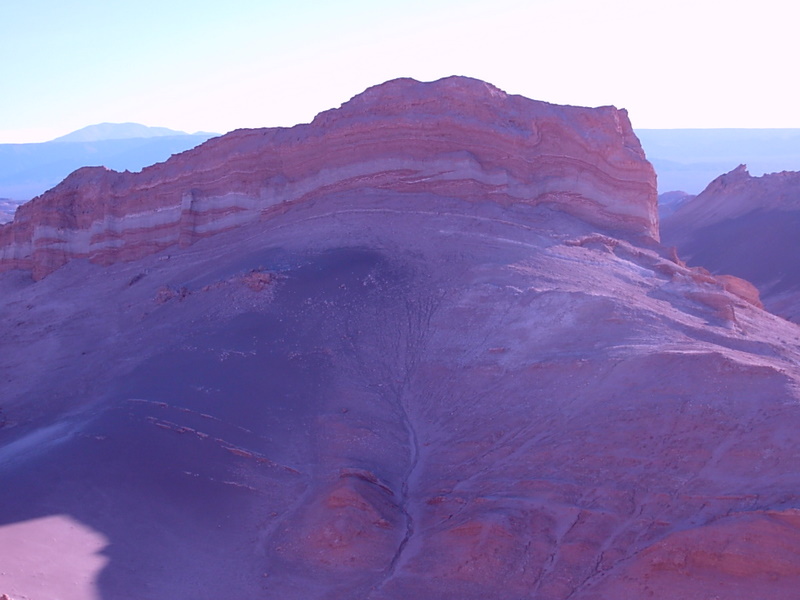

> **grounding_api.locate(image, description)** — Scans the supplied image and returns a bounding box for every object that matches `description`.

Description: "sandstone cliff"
[0,76,657,281]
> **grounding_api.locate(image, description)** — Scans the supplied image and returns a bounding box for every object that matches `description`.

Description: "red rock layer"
[0,76,657,280]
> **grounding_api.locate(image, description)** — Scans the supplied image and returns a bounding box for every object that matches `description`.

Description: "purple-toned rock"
[662,165,800,321]
[1,79,799,600]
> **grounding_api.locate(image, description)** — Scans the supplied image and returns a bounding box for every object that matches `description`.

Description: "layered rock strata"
[0,76,657,281]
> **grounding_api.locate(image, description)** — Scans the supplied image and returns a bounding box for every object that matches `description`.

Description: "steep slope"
[2,78,800,600]
[662,165,800,321]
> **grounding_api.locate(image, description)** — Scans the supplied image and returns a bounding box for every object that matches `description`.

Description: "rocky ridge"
[662,165,800,320]
[0,76,657,281]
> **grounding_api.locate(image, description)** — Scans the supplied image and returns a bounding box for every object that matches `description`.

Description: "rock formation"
[0,76,657,281]
[2,78,800,600]
[662,165,800,321]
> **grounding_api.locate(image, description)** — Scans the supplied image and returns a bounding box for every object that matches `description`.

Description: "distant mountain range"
[51,122,216,143]
[636,128,800,194]
[0,198,17,222]
[661,165,800,322]
[0,123,217,221]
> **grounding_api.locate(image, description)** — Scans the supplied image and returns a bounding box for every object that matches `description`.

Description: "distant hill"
[636,129,800,194]
[0,198,16,223]
[657,190,696,219]
[51,122,202,143]
[0,124,218,220]
[4,126,799,223]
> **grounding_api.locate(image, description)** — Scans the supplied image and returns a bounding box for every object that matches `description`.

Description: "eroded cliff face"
[0,76,657,281]
[662,165,800,321]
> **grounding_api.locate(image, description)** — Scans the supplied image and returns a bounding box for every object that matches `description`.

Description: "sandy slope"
[3,189,800,599]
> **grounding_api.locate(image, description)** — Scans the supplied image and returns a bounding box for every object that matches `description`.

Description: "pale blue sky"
[1,0,798,143]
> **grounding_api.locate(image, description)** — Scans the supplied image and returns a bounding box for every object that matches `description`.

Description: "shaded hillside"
[662,165,800,322]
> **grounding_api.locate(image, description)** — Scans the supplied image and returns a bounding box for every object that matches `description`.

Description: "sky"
[1,0,799,143]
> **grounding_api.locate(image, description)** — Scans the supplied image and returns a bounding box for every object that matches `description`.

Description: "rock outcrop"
[662,165,800,320]
[2,78,800,600]
[0,76,657,281]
